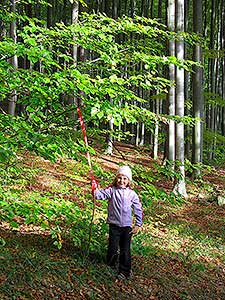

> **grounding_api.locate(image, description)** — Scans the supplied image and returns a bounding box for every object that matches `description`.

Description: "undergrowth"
[0,147,225,299]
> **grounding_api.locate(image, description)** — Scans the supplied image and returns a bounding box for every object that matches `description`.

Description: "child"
[94,165,143,280]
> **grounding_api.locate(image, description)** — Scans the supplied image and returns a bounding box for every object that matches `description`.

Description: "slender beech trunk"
[158,0,162,20]
[184,0,190,158]
[153,93,160,159]
[72,1,79,67]
[108,113,114,155]
[67,0,79,120]
[222,0,225,136]
[209,0,216,159]
[8,0,18,116]
[112,0,118,19]
[150,0,154,18]
[140,122,145,146]
[130,0,135,18]
[192,0,204,177]
[167,0,176,162]
[47,0,53,27]
[136,122,140,146]
[107,0,119,154]
[173,0,187,198]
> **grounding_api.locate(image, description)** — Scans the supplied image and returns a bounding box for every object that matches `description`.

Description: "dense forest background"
[1,0,224,191]
[0,1,225,299]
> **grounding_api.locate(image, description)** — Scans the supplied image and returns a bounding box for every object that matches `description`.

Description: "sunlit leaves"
[0,10,201,166]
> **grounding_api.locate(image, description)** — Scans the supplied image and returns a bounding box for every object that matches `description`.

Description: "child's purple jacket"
[95,186,143,227]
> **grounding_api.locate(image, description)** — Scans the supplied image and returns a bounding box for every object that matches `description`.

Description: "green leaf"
[10,221,19,229]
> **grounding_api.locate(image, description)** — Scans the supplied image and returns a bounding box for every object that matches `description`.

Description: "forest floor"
[0,141,225,300]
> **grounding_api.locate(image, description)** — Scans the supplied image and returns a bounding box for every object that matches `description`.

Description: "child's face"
[116,174,130,188]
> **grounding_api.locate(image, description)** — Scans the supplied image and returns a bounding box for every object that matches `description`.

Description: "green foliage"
[2,8,184,164]
[184,159,204,177]
[132,232,154,256]
[156,160,182,181]
[0,113,92,166]
[164,114,199,126]
[140,182,184,207]
[205,92,225,107]
[0,3,224,299]
[204,129,225,144]
[0,236,6,247]
[0,187,109,253]
[203,130,225,166]
[133,165,157,183]
[0,191,93,250]
[0,11,200,147]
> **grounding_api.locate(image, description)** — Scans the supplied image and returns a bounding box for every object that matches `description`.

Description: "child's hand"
[91,179,99,196]
[131,225,141,234]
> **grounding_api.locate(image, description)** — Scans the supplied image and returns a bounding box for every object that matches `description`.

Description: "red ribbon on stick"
[77,107,98,194]
[77,106,98,256]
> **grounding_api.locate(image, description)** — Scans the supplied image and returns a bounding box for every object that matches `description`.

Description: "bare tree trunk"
[167,0,176,162]
[67,0,79,120]
[106,0,119,154]
[192,0,204,177]
[140,122,145,146]
[150,0,154,18]
[130,0,135,18]
[208,0,216,160]
[47,0,53,28]
[112,0,119,19]
[8,0,18,116]
[108,114,114,155]
[153,99,159,159]
[158,0,162,20]
[184,0,190,159]
[72,1,79,67]
[221,0,225,136]
[173,0,187,198]
[136,122,140,146]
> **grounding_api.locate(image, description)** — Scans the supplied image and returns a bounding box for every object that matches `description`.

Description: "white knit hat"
[117,165,132,181]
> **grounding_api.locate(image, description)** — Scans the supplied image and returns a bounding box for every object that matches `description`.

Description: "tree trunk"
[47,0,53,27]
[136,122,140,146]
[112,0,118,19]
[221,0,225,136]
[140,122,145,146]
[130,0,135,18]
[8,0,18,116]
[208,0,216,160]
[153,99,159,159]
[72,1,79,66]
[173,0,187,198]
[158,0,162,20]
[108,120,114,155]
[167,0,176,162]
[192,0,204,177]
[150,0,154,18]
[67,0,79,120]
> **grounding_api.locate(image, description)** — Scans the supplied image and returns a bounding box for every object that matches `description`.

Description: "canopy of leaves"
[0,9,200,161]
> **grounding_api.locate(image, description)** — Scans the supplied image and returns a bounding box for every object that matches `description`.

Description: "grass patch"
[1,148,225,299]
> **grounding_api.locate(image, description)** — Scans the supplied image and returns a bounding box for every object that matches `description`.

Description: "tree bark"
[173,0,187,198]
[47,0,53,28]
[221,0,225,136]
[66,0,79,120]
[167,0,176,162]
[192,0,204,177]
[8,0,18,116]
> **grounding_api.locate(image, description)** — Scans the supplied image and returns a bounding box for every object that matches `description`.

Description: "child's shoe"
[117,271,133,280]
[117,273,127,280]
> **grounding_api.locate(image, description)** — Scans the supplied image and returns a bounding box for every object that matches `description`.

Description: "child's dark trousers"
[107,224,132,277]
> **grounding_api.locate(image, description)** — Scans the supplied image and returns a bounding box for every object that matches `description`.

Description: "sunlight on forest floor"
[0,142,225,299]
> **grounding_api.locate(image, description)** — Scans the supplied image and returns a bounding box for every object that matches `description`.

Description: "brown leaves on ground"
[1,142,225,299]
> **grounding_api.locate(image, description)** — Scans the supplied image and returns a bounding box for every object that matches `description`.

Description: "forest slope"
[0,142,225,300]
